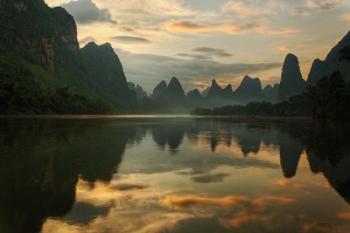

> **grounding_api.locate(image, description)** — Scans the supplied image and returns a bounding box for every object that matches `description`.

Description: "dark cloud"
[193,47,233,57]
[176,53,212,60]
[192,173,230,183]
[110,183,149,191]
[61,0,116,24]
[111,36,152,44]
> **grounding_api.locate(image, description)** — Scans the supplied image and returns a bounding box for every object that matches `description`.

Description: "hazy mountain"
[307,31,350,85]
[262,84,279,102]
[0,0,136,111]
[81,42,136,108]
[151,77,186,106]
[187,89,204,107]
[152,80,167,99]
[207,79,224,100]
[234,75,263,103]
[202,87,210,97]
[223,84,234,99]
[187,89,203,100]
[165,77,186,98]
[128,82,148,100]
[277,54,306,102]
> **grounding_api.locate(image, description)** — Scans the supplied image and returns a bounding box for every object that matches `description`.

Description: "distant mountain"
[152,80,167,99]
[164,77,186,98]
[152,77,186,105]
[0,0,136,112]
[223,84,234,99]
[277,54,306,102]
[262,84,279,102]
[202,87,210,97]
[81,42,136,108]
[307,32,350,85]
[128,82,147,100]
[207,80,224,99]
[187,89,203,106]
[234,75,262,103]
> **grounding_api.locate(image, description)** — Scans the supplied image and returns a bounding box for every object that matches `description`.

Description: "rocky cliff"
[307,32,350,85]
[277,54,306,102]
[0,0,136,111]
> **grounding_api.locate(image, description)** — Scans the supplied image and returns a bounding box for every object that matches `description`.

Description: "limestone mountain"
[207,79,224,99]
[307,31,350,85]
[0,0,136,111]
[201,87,210,97]
[165,77,186,98]
[277,54,306,102]
[0,0,79,70]
[234,75,263,103]
[81,42,136,108]
[223,84,234,99]
[262,84,279,102]
[128,82,147,100]
[152,80,167,99]
[187,89,203,106]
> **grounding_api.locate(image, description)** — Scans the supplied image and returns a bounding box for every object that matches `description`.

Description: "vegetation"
[192,71,350,121]
[0,65,111,115]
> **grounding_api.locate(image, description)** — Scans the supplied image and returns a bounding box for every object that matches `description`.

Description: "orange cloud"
[163,194,295,209]
[164,21,258,35]
[165,20,297,37]
[163,195,250,208]
[253,196,295,208]
[224,2,273,19]
[340,13,350,22]
[221,211,272,228]
[338,211,350,220]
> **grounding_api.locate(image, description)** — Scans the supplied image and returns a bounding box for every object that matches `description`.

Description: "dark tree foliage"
[192,71,350,121]
[0,71,111,115]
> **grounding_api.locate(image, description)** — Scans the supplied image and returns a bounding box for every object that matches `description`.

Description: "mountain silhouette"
[0,0,136,111]
[277,53,306,102]
[207,80,225,99]
[262,84,279,102]
[128,82,148,100]
[307,31,350,85]
[234,75,263,103]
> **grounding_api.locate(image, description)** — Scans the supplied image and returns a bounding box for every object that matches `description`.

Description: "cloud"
[164,20,259,35]
[110,183,149,191]
[61,0,116,24]
[221,211,272,228]
[176,47,233,60]
[307,0,343,10]
[193,47,233,57]
[338,211,350,220]
[164,20,298,37]
[340,13,350,22]
[223,1,273,19]
[163,194,295,209]
[111,36,152,44]
[176,53,211,60]
[163,195,250,208]
[192,173,231,183]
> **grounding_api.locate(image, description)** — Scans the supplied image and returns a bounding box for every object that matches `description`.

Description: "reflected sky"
[0,118,350,233]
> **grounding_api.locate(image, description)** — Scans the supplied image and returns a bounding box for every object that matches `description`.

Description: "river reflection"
[1,117,350,233]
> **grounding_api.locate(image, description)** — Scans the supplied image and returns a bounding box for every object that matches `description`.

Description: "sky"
[45,0,350,93]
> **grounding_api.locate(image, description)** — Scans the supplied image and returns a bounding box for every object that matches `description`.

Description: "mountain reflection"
[0,118,350,233]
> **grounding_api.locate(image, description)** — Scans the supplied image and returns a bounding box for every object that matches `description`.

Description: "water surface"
[1,117,350,233]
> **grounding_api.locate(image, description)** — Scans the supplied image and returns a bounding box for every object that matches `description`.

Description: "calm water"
[1,117,350,233]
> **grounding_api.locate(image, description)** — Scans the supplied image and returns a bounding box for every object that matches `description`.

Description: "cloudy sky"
[45,0,350,93]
